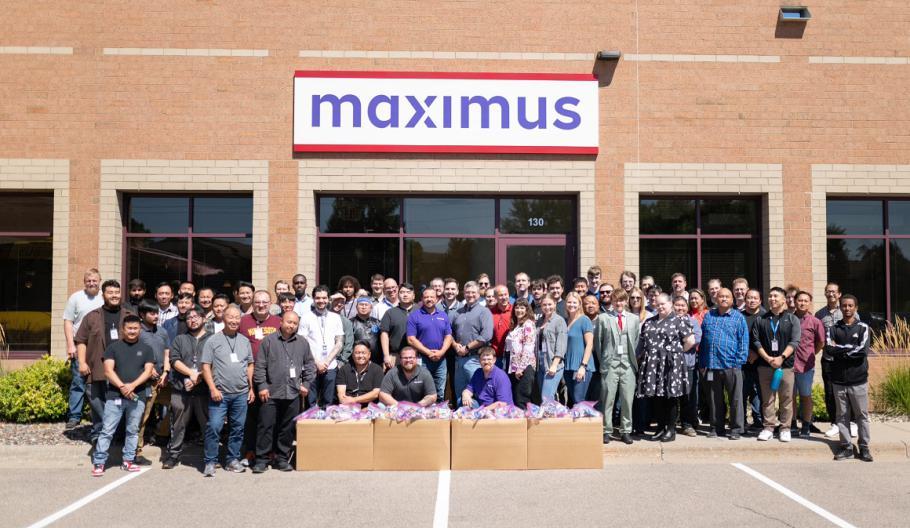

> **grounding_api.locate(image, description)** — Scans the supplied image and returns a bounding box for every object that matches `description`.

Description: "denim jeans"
[86,381,108,441]
[742,365,763,427]
[92,396,146,466]
[538,366,565,401]
[67,359,86,422]
[454,354,480,405]
[308,370,337,407]
[564,369,592,406]
[205,392,248,465]
[423,357,447,401]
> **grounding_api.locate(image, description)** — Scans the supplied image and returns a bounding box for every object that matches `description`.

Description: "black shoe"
[65,420,79,431]
[632,429,645,439]
[707,430,718,439]
[133,455,152,466]
[729,432,741,441]
[603,433,611,444]
[858,447,873,462]
[661,429,676,443]
[621,433,633,445]
[651,428,667,441]
[274,461,294,472]
[161,458,177,470]
[834,446,855,461]
[251,463,269,474]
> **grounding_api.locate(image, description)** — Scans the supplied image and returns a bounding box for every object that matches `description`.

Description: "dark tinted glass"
[639,239,696,291]
[193,196,253,234]
[505,245,567,291]
[826,200,883,235]
[319,197,400,233]
[129,197,190,233]
[500,198,574,234]
[0,194,53,233]
[319,237,398,290]
[827,238,885,319]
[701,238,759,291]
[0,237,52,351]
[406,238,494,289]
[191,237,252,295]
[404,198,494,234]
[639,199,696,235]
[887,200,910,235]
[128,237,189,288]
[890,240,910,322]
[700,199,758,234]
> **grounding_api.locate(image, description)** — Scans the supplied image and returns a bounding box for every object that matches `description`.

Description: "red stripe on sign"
[294,71,597,81]
[293,144,598,154]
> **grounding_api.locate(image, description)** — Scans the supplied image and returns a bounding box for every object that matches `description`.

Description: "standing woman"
[505,298,538,407]
[636,293,695,442]
[688,288,709,325]
[536,296,567,401]
[583,294,603,402]
[563,292,594,406]
[336,275,360,319]
[628,287,651,324]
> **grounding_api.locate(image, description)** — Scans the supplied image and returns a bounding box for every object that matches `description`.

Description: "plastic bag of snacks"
[570,401,603,419]
[295,406,326,421]
[324,403,368,421]
[361,402,390,420]
[456,403,525,420]
[425,402,453,420]
[525,398,571,419]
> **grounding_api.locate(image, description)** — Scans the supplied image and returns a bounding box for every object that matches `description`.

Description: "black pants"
[167,390,208,460]
[244,399,260,455]
[653,396,679,431]
[510,365,537,409]
[680,368,699,428]
[710,368,744,434]
[256,397,300,464]
[633,396,651,432]
[821,360,837,422]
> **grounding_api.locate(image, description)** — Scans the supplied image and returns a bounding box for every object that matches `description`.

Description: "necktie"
[618,313,623,331]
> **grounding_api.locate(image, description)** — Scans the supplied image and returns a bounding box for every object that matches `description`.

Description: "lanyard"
[280,337,296,370]
[224,334,237,355]
[769,318,780,338]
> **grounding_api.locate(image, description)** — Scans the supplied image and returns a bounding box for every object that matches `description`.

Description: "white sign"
[293,71,599,154]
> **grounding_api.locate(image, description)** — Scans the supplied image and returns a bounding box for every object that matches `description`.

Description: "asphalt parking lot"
[5,444,908,528]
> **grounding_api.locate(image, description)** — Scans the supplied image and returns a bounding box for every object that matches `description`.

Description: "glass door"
[496,236,569,291]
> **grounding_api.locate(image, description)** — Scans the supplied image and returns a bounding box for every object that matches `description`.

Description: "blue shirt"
[406,306,452,350]
[466,365,514,406]
[699,308,749,369]
[563,316,593,371]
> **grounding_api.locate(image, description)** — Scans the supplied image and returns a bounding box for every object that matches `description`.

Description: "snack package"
[391,401,425,421]
[426,402,453,420]
[324,403,366,421]
[456,403,525,420]
[526,398,571,419]
[361,402,390,420]
[570,401,603,419]
[295,406,326,421]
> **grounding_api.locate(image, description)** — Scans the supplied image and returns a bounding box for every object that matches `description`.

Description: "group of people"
[62,265,874,478]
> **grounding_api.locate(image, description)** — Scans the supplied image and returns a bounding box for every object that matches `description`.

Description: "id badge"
[114,398,122,406]
[706,371,714,382]
[771,339,779,352]
[109,328,119,341]
[617,344,625,356]
[230,352,240,363]
[289,367,296,378]
[254,327,263,340]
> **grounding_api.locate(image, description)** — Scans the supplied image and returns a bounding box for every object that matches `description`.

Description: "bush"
[811,383,829,422]
[0,356,72,423]
[875,365,910,417]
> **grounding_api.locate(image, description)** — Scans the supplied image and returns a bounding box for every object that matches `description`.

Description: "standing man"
[197,287,215,319]
[380,282,414,369]
[699,288,750,440]
[299,286,344,407]
[369,273,385,305]
[135,300,171,465]
[336,341,384,407]
[639,276,655,295]
[350,297,382,365]
[75,279,129,444]
[586,266,603,298]
[291,274,313,316]
[529,279,547,317]
[793,291,826,437]
[731,278,749,311]
[64,268,103,430]
[330,292,355,364]
[598,284,614,313]
[371,278,399,321]
[407,288,453,401]
[90,315,154,476]
[178,281,196,298]
[619,270,637,295]
[596,289,640,445]
[155,282,178,325]
[252,310,315,473]
[706,278,722,308]
[752,287,801,442]
[512,272,532,303]
[546,275,567,318]
[670,273,689,301]
[451,281,493,405]
[572,277,589,297]
[163,305,212,469]
[269,280,291,316]
[208,294,229,333]
[121,278,146,314]
[439,278,463,320]
[826,295,873,462]
[201,305,254,477]
[490,285,513,369]
[163,292,195,345]
[233,281,255,315]
[816,281,847,438]
[740,289,767,433]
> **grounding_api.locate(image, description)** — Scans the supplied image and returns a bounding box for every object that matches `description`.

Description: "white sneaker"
[757,429,773,441]
[779,430,791,442]
[824,424,840,438]
[850,423,858,438]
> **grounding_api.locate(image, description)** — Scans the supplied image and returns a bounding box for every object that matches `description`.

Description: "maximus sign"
[293,71,599,154]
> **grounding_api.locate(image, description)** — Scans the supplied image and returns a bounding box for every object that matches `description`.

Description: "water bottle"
[770,367,783,391]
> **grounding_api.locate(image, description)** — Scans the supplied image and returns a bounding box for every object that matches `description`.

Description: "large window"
[317,195,576,289]
[125,195,253,295]
[639,197,761,291]
[0,194,53,355]
[827,198,910,325]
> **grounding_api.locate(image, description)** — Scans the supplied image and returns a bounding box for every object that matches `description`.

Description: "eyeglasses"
[478,282,490,287]
[600,290,613,295]
[630,296,642,300]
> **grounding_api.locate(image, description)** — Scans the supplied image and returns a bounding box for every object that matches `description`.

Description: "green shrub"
[875,365,910,417]
[811,383,829,422]
[0,356,71,423]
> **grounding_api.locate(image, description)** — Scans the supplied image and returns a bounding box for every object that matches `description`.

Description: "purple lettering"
[312,94,361,127]
[517,97,547,129]
[367,95,399,128]
[553,97,580,130]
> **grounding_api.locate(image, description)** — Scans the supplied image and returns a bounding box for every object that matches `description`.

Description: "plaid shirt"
[698,308,749,369]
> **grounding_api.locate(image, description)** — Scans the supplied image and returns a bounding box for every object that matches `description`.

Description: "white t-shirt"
[63,290,103,332]
[299,309,344,369]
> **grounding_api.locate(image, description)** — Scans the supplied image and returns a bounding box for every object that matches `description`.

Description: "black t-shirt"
[103,339,155,399]
[380,305,413,354]
[102,306,122,348]
[336,362,384,399]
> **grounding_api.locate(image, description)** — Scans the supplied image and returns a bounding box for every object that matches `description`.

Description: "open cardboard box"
[372,418,451,470]
[296,419,373,471]
[526,417,603,470]
[451,418,528,470]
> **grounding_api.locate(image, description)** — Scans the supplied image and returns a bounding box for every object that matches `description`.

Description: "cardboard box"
[451,418,527,470]
[526,417,603,470]
[296,419,373,471]
[372,419,451,471]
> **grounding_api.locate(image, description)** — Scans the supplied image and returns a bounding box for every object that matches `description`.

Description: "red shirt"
[795,312,825,374]
[238,313,282,360]
[490,303,513,358]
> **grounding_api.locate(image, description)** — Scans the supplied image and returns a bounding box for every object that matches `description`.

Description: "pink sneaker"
[91,464,104,477]
[121,461,142,472]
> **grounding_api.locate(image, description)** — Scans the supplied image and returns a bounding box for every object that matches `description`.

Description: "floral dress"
[635,313,694,398]
[506,320,537,374]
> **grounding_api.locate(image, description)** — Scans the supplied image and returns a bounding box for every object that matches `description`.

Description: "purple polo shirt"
[466,366,514,406]
[406,306,451,350]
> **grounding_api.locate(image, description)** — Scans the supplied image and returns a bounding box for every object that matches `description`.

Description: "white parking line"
[731,463,857,528]
[25,468,150,528]
[433,470,451,528]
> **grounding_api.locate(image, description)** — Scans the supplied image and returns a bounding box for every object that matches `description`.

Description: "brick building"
[1,1,910,361]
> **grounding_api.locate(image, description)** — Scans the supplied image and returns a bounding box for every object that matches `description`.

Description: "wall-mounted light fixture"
[596,50,622,61]
[779,6,811,22]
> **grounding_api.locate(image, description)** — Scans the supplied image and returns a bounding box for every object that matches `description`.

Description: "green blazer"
[594,311,640,374]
